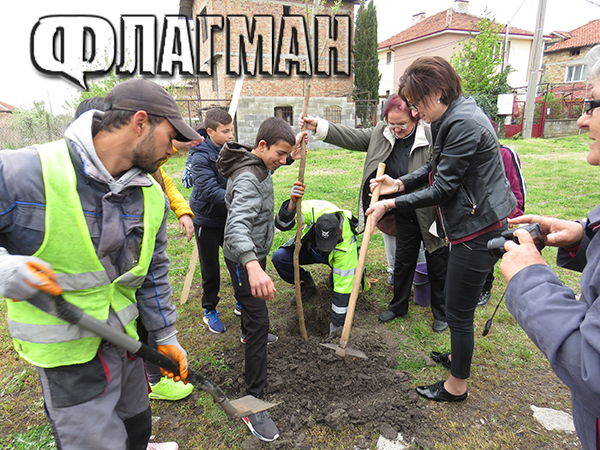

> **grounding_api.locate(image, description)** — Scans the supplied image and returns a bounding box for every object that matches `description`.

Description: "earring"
[437,98,441,104]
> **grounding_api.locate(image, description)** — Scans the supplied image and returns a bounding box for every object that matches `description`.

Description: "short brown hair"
[205,108,232,131]
[255,117,296,148]
[399,56,462,106]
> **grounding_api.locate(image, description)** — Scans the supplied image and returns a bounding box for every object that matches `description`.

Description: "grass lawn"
[0,132,595,449]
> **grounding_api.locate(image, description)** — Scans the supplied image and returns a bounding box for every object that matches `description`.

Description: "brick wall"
[181,0,359,146]
[190,0,354,101]
[543,47,591,84]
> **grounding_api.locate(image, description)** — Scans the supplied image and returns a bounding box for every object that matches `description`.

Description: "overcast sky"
[1,0,598,114]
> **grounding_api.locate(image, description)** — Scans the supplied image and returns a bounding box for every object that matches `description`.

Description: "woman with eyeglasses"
[299,94,449,333]
[499,45,600,450]
[367,56,516,403]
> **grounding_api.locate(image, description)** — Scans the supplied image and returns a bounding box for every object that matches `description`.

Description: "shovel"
[26,291,277,418]
[321,162,386,359]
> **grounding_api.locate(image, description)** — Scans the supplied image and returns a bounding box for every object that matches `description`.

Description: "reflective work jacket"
[278,199,359,295]
[6,141,164,368]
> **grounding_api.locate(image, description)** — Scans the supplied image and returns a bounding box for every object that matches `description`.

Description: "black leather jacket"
[395,96,516,241]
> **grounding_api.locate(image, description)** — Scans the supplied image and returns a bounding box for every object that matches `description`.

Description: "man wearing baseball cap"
[272,193,361,334]
[0,78,198,450]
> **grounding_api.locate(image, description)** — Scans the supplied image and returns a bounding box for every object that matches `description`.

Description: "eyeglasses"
[384,120,409,130]
[409,95,425,111]
[584,99,600,115]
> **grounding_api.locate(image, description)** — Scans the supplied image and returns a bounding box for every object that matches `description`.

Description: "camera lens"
[487,237,508,258]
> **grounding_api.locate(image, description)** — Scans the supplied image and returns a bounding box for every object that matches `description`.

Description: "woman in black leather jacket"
[367,56,516,403]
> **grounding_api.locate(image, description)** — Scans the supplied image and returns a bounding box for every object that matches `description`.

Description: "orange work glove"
[156,334,189,383]
[0,249,62,300]
[290,181,306,203]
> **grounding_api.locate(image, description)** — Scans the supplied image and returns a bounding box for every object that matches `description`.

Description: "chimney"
[412,12,425,24]
[453,0,469,14]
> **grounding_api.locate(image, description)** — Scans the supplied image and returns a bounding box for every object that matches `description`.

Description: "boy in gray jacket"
[217,117,303,442]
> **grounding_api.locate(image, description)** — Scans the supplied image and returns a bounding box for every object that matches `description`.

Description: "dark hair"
[96,110,164,135]
[205,108,233,131]
[194,121,208,138]
[399,56,462,106]
[382,94,415,121]
[74,96,106,119]
[255,117,295,148]
[78,95,165,136]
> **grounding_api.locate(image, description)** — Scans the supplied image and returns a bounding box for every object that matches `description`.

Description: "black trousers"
[225,257,270,399]
[194,224,224,311]
[445,223,506,379]
[388,211,448,321]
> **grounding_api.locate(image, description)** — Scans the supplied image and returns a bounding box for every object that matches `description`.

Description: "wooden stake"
[292,80,311,341]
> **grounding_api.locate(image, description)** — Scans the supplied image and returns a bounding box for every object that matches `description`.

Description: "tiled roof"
[546,19,600,52]
[0,101,14,113]
[378,8,534,50]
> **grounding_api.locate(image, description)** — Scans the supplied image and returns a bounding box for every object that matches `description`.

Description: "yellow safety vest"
[300,200,359,295]
[6,140,164,368]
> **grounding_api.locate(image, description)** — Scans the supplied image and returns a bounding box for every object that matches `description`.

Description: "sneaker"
[477,290,491,307]
[386,273,394,286]
[240,331,278,345]
[234,301,242,316]
[204,309,225,333]
[242,410,279,442]
[147,443,178,450]
[149,377,194,401]
[289,272,318,306]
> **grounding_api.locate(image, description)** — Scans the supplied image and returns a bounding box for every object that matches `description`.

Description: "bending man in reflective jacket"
[272,189,359,334]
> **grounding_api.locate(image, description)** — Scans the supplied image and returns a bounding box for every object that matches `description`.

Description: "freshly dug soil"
[197,287,433,448]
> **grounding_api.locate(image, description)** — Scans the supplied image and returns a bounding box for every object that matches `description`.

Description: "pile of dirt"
[199,290,434,448]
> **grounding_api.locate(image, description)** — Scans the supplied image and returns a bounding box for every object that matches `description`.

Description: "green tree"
[65,70,133,112]
[451,18,512,123]
[353,0,380,127]
[8,101,72,147]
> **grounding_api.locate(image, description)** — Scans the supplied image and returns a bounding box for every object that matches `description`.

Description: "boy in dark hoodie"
[217,117,304,442]
[189,108,234,333]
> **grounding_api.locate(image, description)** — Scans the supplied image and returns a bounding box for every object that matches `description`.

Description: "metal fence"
[0,117,71,149]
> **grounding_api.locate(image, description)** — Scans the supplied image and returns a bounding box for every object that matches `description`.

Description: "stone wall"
[235,96,356,149]
[543,118,581,138]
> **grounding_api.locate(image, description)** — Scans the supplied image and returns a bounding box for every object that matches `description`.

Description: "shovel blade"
[320,342,367,359]
[229,395,279,418]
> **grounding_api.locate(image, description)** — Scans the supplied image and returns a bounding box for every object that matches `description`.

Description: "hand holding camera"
[487,223,545,258]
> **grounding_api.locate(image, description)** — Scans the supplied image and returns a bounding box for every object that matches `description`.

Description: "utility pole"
[502,0,527,72]
[522,0,547,139]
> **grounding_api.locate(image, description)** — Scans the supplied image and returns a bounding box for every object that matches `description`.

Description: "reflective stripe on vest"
[6,140,164,368]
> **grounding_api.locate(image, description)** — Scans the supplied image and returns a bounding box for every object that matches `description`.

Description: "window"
[570,49,581,56]
[386,52,392,65]
[565,64,587,82]
[323,105,342,124]
[275,106,293,126]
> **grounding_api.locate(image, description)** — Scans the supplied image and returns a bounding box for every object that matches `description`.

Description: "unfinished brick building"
[177,0,358,147]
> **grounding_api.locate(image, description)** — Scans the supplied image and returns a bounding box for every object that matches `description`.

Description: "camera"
[487,223,545,258]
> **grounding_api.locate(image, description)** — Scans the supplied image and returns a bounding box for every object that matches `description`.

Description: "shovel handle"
[26,293,242,418]
[338,162,386,351]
